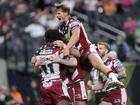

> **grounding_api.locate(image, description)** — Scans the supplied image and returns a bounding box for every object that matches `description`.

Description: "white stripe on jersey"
[121,88,127,105]
[80,81,87,100]
[69,19,91,47]
[72,69,78,80]
[89,44,98,53]
[91,70,100,84]
[80,22,91,44]
[69,21,80,29]
[62,80,70,98]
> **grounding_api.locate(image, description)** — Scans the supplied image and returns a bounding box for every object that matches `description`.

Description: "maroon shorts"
[80,44,97,71]
[74,80,87,101]
[102,88,128,105]
[40,79,70,105]
[68,86,75,105]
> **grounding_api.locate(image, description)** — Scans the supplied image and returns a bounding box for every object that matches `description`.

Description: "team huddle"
[31,4,128,105]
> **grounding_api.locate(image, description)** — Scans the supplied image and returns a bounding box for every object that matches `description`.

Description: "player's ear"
[105,49,108,54]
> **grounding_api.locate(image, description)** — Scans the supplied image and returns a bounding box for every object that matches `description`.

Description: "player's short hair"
[97,42,110,51]
[44,29,64,43]
[55,4,70,14]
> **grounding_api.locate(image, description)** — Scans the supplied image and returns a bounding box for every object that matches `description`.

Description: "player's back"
[35,44,62,81]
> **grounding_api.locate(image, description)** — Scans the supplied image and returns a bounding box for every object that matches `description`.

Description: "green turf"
[124,63,136,105]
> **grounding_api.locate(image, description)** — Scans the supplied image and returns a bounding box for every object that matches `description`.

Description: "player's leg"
[87,52,124,87]
[82,69,91,84]
[119,88,128,105]
[68,85,75,105]
[101,88,127,105]
[75,101,87,105]
[87,52,110,75]
[49,80,71,105]
[57,99,69,105]
[100,101,112,105]
[74,80,87,105]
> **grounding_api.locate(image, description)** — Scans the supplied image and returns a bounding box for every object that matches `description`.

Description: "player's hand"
[53,40,65,48]
[35,58,45,67]
[34,58,45,73]
[49,54,61,63]
[63,47,70,56]
[31,56,36,64]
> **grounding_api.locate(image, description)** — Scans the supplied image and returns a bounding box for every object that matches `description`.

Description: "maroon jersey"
[103,58,128,104]
[104,57,123,73]
[98,57,124,86]
[59,17,91,52]
[35,44,64,81]
[35,44,76,80]
[35,44,76,104]
[92,58,127,105]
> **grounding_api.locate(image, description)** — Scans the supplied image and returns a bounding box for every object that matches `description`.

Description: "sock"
[108,72,119,82]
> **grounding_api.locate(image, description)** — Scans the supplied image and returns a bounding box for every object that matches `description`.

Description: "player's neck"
[64,15,70,23]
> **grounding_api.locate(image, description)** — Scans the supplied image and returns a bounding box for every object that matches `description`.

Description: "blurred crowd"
[0,79,40,105]
[0,0,140,104]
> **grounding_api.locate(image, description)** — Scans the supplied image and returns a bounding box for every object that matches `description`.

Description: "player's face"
[97,44,108,58]
[56,9,67,22]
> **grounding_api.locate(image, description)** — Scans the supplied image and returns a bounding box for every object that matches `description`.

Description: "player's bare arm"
[53,40,81,57]
[34,58,45,73]
[117,66,127,80]
[70,48,81,57]
[31,55,36,64]
[63,27,80,56]
[49,54,77,67]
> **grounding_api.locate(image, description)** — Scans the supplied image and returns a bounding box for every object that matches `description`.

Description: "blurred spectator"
[0,85,16,105]
[24,15,45,50]
[24,15,45,38]
[0,0,13,19]
[13,0,28,15]
[111,35,131,62]
[121,0,135,7]
[46,12,59,29]
[10,85,24,105]
[103,0,117,16]
[0,10,17,41]
[0,10,15,28]
[61,0,75,12]
[35,8,48,27]
[123,16,137,35]
[73,0,86,14]
[13,0,30,28]
[123,16,137,47]
[84,0,98,12]
[28,80,39,105]
[134,23,140,53]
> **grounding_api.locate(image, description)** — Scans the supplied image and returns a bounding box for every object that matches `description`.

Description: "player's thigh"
[100,101,112,105]
[88,53,108,74]
[75,100,87,105]
[87,52,103,68]
[74,81,87,101]
[57,99,69,105]
[82,69,90,84]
